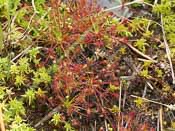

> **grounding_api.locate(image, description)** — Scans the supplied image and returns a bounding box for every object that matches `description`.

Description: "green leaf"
[15,75,26,86]
[134,38,148,53]
[36,88,47,97]
[8,0,21,15]
[33,67,51,85]
[64,122,75,131]
[16,8,28,28]
[18,57,31,74]
[10,64,20,75]
[0,87,5,100]
[22,89,36,105]
[116,24,132,37]
[63,96,74,109]
[0,57,11,80]
[35,0,45,5]
[110,105,120,113]
[51,113,62,125]
[139,69,150,78]
[109,84,119,92]
[155,69,163,78]
[134,97,144,108]
[8,99,25,116]
[10,122,35,131]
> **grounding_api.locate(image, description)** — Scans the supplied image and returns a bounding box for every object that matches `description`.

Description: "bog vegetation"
[0,0,175,130]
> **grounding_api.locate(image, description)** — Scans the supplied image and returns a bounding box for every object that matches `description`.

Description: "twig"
[0,104,5,131]
[160,15,175,84]
[12,4,50,62]
[159,107,163,131]
[121,114,124,128]
[120,76,136,80]
[157,111,160,131]
[19,13,36,40]
[11,45,32,62]
[123,57,154,90]
[32,0,38,14]
[130,95,175,110]
[90,124,95,131]
[20,6,51,41]
[131,95,165,106]
[146,81,154,90]
[104,119,108,131]
[94,121,96,131]
[34,106,60,128]
[126,43,157,63]
[166,128,175,131]
[138,58,157,63]
[142,84,147,97]
[10,13,18,29]
[122,85,127,109]
[169,111,175,120]
[18,0,39,41]
[153,0,159,6]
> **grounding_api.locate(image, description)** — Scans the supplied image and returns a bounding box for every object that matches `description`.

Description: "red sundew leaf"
[107,25,117,35]
[95,30,104,37]
[108,12,114,16]
[62,75,74,86]
[73,22,90,33]
[69,63,84,73]
[84,32,95,43]
[53,77,58,87]
[71,119,80,128]
[101,107,108,116]
[52,78,62,94]
[78,0,86,8]
[48,97,56,107]
[36,62,44,68]
[139,123,149,131]
[92,79,103,85]
[46,48,56,60]
[94,40,104,47]
[50,0,61,8]
[86,108,91,116]
[67,105,76,116]
[100,60,108,66]
[83,87,95,96]
[110,92,119,98]
[150,128,156,131]
[74,95,86,104]
[75,0,100,18]
[112,80,120,87]
[128,111,136,120]
[63,34,80,43]
[121,18,129,24]
[118,37,128,44]
[139,124,155,131]
[69,27,78,34]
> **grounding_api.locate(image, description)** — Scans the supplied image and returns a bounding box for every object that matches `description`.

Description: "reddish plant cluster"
[34,0,156,130]
[51,56,120,127]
